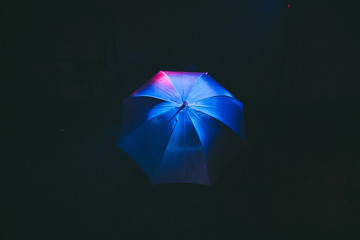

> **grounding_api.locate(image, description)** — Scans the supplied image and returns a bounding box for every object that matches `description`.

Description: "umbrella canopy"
[118,71,247,186]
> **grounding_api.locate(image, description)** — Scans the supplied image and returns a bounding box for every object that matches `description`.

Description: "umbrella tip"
[205,72,208,75]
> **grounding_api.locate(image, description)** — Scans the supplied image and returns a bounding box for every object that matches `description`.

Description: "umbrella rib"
[151,111,182,180]
[191,95,241,104]
[187,72,207,99]
[191,108,246,144]
[190,108,235,133]
[187,109,212,183]
[188,107,212,130]
[161,71,182,101]
[120,106,176,140]
[156,84,183,102]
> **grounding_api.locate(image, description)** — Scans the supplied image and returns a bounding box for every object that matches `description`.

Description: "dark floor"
[3,99,359,240]
[3,0,360,239]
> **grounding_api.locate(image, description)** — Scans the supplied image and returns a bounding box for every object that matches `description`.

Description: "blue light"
[118,71,247,185]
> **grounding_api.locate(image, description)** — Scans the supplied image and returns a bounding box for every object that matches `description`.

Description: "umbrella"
[118,71,247,186]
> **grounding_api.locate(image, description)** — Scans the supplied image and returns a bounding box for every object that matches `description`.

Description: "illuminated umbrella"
[118,71,247,186]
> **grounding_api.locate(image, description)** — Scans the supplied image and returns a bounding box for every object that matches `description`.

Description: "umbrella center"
[181,100,189,108]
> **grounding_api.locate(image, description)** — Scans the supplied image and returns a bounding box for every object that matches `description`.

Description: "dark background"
[2,0,360,239]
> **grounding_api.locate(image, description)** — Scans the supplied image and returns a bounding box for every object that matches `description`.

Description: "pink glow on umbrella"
[153,71,177,90]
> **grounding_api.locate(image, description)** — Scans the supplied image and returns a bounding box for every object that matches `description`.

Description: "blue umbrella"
[118,71,247,186]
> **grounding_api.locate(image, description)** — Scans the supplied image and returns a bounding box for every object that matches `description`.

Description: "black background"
[2,0,360,239]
